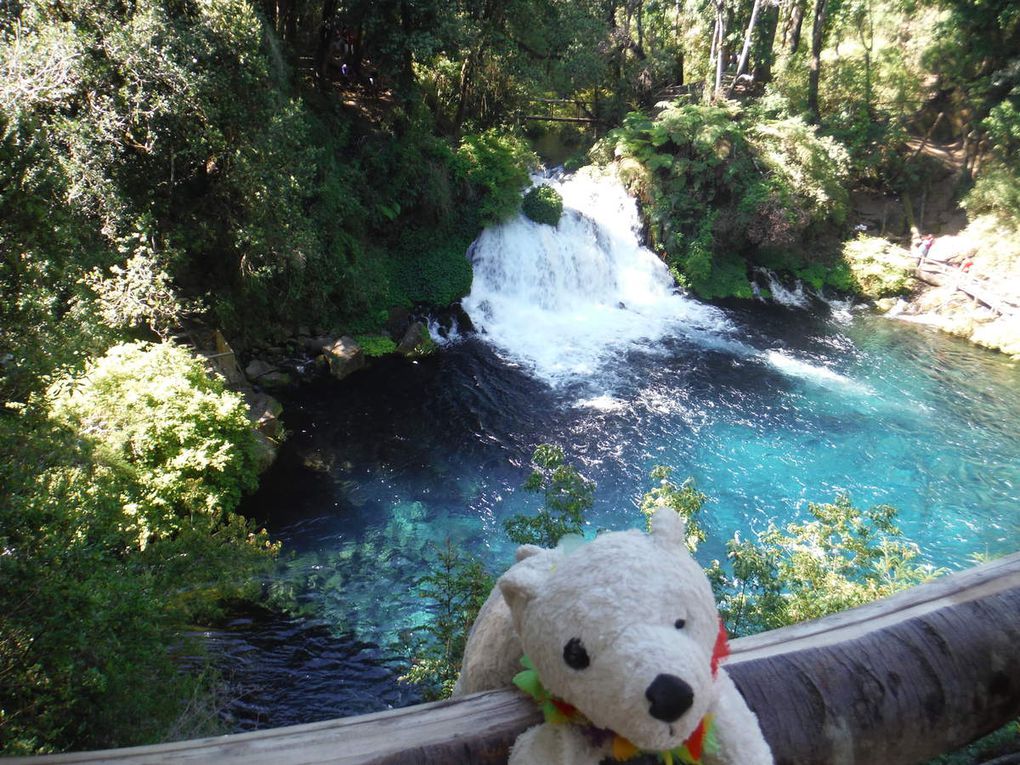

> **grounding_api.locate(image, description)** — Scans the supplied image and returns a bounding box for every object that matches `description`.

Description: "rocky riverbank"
[199,316,443,470]
[880,215,1020,358]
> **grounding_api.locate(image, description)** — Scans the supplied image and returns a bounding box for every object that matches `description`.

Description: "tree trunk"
[754,3,780,86]
[729,0,763,95]
[453,51,477,137]
[806,0,827,122]
[785,0,806,54]
[713,0,726,97]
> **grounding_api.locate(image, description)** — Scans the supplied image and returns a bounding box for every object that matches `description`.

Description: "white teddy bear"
[455,509,774,765]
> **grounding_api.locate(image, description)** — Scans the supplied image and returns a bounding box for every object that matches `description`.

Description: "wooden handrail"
[14,553,1020,765]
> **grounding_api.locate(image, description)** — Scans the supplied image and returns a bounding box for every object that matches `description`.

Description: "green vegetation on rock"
[522,185,564,226]
[603,103,850,299]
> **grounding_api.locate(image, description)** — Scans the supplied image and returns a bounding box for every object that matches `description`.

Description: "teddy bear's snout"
[645,673,694,722]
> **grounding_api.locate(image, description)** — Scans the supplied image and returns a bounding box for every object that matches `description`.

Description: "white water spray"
[755,268,811,309]
[462,171,733,385]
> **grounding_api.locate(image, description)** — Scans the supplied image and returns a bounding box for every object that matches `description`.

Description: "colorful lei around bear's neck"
[512,619,730,765]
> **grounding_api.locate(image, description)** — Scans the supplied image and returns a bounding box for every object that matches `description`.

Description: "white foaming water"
[462,171,733,386]
[757,268,810,309]
[764,349,870,394]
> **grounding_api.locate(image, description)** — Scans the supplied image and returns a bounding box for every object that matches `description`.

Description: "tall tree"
[806,0,827,122]
[729,0,763,94]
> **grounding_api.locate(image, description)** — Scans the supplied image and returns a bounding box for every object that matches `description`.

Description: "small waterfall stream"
[461,171,733,385]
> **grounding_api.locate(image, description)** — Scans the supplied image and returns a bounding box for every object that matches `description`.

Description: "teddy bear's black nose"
[645,673,694,722]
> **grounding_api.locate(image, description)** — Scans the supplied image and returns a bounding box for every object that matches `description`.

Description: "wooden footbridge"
[13,553,1020,765]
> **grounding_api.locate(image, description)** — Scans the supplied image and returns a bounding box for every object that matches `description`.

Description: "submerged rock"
[323,336,366,380]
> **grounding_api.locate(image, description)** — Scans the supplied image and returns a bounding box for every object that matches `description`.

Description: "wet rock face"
[323,336,366,380]
[396,321,436,357]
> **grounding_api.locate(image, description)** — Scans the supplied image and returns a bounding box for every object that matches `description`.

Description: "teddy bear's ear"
[515,544,544,562]
[650,505,688,550]
[498,554,549,615]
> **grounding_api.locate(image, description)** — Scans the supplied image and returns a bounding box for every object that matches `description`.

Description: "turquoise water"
[247,306,1020,661]
[233,172,1019,727]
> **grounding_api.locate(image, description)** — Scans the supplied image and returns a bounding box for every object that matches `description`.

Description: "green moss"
[354,335,398,357]
[522,185,564,226]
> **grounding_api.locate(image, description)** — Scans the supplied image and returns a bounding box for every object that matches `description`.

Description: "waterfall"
[461,171,732,386]
[755,268,810,309]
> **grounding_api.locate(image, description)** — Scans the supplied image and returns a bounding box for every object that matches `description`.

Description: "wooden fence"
[13,553,1020,765]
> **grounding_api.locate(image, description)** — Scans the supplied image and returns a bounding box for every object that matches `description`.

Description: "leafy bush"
[453,130,536,225]
[963,166,1020,227]
[605,103,851,299]
[50,342,261,541]
[522,185,563,226]
[840,235,916,298]
[1,342,274,754]
[707,494,940,636]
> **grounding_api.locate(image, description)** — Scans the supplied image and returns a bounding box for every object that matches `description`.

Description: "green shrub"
[606,103,850,300]
[50,342,261,540]
[963,166,1020,227]
[1,342,274,754]
[707,494,941,636]
[522,185,564,226]
[453,130,536,225]
[504,445,594,547]
[355,335,398,357]
[400,542,494,700]
[840,235,915,298]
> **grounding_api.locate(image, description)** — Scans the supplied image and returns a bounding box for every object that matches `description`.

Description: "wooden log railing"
[14,553,1020,765]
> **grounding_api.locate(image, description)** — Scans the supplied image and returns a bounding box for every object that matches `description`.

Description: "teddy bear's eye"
[563,637,590,670]
[674,618,686,630]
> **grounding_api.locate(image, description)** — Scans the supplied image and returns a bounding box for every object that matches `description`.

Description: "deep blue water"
[226,301,1020,731]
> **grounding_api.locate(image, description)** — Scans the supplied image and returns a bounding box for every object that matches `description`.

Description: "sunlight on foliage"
[708,494,943,636]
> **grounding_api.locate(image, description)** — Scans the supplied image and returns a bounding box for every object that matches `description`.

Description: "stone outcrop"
[396,321,436,357]
[322,336,366,380]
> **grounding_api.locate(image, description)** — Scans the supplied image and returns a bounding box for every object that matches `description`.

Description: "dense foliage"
[0,343,275,754]
[603,101,850,298]
[522,185,564,226]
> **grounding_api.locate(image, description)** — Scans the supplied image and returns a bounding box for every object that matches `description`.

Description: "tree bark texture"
[728,563,1020,763]
[16,554,1020,765]
[806,0,827,121]
[730,0,763,93]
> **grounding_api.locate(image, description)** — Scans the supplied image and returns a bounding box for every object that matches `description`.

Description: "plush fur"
[455,510,773,765]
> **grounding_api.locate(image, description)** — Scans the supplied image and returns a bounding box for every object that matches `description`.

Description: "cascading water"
[230,169,1020,733]
[461,171,733,386]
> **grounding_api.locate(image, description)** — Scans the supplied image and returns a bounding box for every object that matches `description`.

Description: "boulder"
[396,321,437,357]
[245,358,278,381]
[245,391,284,441]
[323,336,366,380]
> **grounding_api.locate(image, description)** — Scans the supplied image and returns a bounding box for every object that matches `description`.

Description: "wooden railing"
[14,553,1020,765]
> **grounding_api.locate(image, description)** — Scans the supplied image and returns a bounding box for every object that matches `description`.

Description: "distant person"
[961,256,974,273]
[917,233,935,264]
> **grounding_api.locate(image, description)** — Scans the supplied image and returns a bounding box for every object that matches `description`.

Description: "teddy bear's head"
[498,510,724,753]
